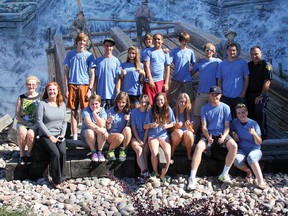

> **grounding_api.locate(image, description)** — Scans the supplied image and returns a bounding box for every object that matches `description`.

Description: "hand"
[138,69,145,76]
[208,134,214,145]
[65,90,69,99]
[162,83,169,92]
[240,92,246,99]
[185,120,194,133]
[175,121,183,129]
[255,96,263,104]
[150,122,159,128]
[248,126,257,136]
[107,113,115,123]
[218,133,225,144]
[121,69,127,76]
[124,113,130,121]
[50,136,58,144]
[57,136,65,143]
[148,80,155,89]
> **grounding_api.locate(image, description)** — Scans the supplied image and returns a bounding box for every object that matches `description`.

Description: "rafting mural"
[0,0,287,118]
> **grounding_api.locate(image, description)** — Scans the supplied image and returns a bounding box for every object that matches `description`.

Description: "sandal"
[257,183,267,190]
[245,169,253,184]
[54,183,65,190]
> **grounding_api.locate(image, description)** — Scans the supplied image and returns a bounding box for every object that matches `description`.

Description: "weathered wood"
[110,27,134,52]
[0,114,13,132]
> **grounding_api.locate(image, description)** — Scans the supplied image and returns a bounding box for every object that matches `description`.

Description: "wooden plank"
[110,27,134,52]
[0,114,13,132]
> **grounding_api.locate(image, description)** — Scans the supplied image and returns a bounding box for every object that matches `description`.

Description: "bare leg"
[191,140,206,172]
[225,139,238,167]
[17,127,28,157]
[107,133,124,150]
[84,129,96,151]
[170,129,183,158]
[159,138,171,179]
[26,129,36,157]
[122,127,132,148]
[71,109,78,139]
[182,130,194,160]
[131,138,146,172]
[250,162,265,186]
[149,139,159,173]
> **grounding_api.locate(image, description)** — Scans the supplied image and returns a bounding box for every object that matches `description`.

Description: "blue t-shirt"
[169,47,195,82]
[81,106,107,131]
[64,50,95,85]
[201,102,232,136]
[94,56,121,100]
[231,118,261,153]
[131,108,148,140]
[192,57,222,93]
[107,106,129,133]
[143,47,170,82]
[121,62,143,96]
[173,109,195,132]
[144,107,175,139]
[216,59,249,98]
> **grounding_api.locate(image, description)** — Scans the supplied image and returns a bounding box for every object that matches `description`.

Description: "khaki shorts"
[67,84,89,110]
[194,93,210,116]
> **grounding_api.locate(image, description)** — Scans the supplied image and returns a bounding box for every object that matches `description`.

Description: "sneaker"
[91,152,98,162]
[106,150,116,161]
[160,176,169,186]
[97,151,106,162]
[137,175,145,185]
[26,156,33,165]
[118,147,127,162]
[218,173,232,183]
[19,157,26,165]
[150,171,158,181]
[187,177,197,191]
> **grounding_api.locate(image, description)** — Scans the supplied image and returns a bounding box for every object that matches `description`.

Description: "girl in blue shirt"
[170,93,195,162]
[144,92,175,186]
[121,46,145,109]
[81,94,108,162]
[231,103,266,189]
[106,92,132,161]
[131,94,151,184]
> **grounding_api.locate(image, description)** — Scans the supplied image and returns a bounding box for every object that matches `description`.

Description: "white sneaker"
[187,177,197,191]
[218,173,232,183]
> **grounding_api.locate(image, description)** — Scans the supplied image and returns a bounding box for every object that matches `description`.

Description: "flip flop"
[257,183,267,190]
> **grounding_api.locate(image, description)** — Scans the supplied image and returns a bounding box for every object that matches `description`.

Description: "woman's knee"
[247,150,262,165]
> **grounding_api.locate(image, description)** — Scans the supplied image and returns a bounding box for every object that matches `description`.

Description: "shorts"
[194,93,210,116]
[167,80,195,100]
[201,134,232,149]
[129,95,140,104]
[143,80,165,105]
[16,122,37,131]
[67,84,89,110]
[234,149,262,167]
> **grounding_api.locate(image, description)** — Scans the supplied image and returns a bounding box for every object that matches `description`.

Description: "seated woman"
[130,94,151,184]
[170,93,195,162]
[231,103,266,189]
[81,94,108,162]
[37,82,67,190]
[120,46,145,109]
[15,75,41,165]
[144,92,175,186]
[106,92,132,162]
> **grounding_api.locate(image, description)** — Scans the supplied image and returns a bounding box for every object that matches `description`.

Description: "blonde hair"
[203,43,216,53]
[127,46,141,71]
[175,93,192,122]
[26,75,40,85]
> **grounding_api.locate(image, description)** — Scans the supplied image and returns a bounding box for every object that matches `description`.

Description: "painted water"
[0,0,287,118]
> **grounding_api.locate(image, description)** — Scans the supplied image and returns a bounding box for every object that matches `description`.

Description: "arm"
[201,120,214,144]
[64,65,70,99]
[143,60,155,89]
[116,75,121,95]
[92,110,106,128]
[59,104,67,137]
[86,67,95,99]
[249,126,262,145]
[240,75,249,98]
[217,78,222,90]
[255,79,271,104]
[163,64,171,92]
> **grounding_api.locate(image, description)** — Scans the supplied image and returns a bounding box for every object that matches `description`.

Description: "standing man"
[94,38,121,110]
[217,42,249,118]
[135,0,152,44]
[143,33,170,104]
[70,11,87,39]
[247,46,273,139]
[64,32,95,140]
[187,86,237,190]
[167,31,196,108]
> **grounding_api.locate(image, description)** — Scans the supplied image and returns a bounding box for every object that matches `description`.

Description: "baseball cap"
[209,86,222,94]
[103,37,115,45]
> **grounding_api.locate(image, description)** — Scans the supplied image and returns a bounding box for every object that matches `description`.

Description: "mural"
[0,0,287,118]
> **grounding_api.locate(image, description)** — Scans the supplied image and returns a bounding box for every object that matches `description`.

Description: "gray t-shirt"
[37,100,67,137]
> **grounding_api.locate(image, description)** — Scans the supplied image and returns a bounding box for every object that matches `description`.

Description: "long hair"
[42,82,63,107]
[152,92,170,124]
[175,93,192,122]
[127,46,141,71]
[75,32,88,47]
[89,93,101,103]
[139,94,151,111]
[114,92,130,114]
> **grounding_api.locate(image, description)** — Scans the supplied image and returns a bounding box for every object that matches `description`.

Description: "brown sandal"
[257,183,267,190]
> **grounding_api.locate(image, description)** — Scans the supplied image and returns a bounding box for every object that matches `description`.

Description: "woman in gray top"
[37,82,67,190]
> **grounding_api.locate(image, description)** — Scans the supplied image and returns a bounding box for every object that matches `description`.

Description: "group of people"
[15,28,272,190]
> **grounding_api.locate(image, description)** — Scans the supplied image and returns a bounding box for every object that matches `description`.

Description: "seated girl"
[81,94,108,162]
[144,92,175,186]
[106,92,132,161]
[131,94,151,183]
[231,103,266,189]
[170,93,195,162]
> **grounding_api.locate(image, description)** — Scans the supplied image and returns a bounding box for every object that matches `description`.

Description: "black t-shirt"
[247,60,273,93]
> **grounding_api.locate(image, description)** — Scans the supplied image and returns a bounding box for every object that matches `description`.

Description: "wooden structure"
[5,21,288,182]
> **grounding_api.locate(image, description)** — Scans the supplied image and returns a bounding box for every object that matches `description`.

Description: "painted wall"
[0,0,287,117]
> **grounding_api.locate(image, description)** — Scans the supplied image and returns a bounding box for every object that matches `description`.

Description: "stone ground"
[0,130,288,215]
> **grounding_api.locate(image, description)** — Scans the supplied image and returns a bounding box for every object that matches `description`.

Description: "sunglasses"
[205,49,214,53]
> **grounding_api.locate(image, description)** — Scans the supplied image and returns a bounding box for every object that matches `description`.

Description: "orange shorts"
[67,84,89,110]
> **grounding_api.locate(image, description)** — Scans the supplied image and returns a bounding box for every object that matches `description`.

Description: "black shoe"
[19,157,26,165]
[26,156,33,165]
